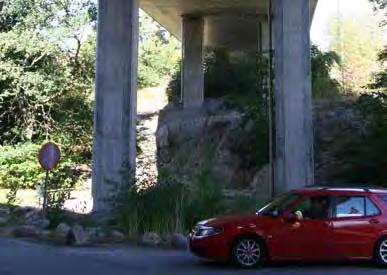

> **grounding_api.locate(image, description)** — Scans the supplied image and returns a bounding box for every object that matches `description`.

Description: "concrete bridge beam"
[92,0,139,212]
[273,0,314,194]
[182,16,205,108]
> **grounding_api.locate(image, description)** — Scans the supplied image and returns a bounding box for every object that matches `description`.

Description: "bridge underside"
[141,0,317,50]
[92,0,318,212]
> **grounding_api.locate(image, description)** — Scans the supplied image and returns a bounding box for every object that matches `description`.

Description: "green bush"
[116,177,227,236]
[167,50,263,104]
[311,46,341,99]
[137,13,180,89]
[0,142,85,191]
[336,91,387,186]
[114,147,259,237]
[167,46,341,104]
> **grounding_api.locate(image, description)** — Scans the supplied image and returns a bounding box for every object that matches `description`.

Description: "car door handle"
[324,221,332,227]
[369,219,380,224]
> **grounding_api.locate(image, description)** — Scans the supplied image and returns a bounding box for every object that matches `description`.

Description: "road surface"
[0,237,386,275]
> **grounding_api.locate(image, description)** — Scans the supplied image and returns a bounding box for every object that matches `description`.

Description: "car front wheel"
[376,237,387,266]
[232,236,264,268]
[375,237,387,266]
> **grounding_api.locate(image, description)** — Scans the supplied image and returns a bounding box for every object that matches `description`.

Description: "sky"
[311,0,382,49]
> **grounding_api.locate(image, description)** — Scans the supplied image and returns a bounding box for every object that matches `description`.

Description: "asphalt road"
[0,237,386,275]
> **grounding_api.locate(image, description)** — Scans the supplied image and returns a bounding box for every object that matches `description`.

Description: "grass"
[137,85,168,114]
[0,189,37,206]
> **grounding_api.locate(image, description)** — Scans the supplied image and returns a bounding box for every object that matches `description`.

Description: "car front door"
[270,195,335,260]
[330,195,382,259]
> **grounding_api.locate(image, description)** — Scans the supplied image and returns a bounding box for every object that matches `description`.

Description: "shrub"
[311,46,341,99]
[168,46,341,104]
[335,92,387,186]
[0,142,85,191]
[167,50,262,105]
[115,145,260,237]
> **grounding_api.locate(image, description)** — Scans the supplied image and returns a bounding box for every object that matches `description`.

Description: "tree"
[369,0,386,25]
[137,12,180,89]
[368,47,387,92]
[311,45,341,98]
[329,18,383,93]
[0,0,96,152]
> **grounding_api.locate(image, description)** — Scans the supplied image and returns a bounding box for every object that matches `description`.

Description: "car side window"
[291,196,331,220]
[365,197,380,216]
[335,196,365,218]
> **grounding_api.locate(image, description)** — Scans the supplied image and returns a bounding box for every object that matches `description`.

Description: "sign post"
[38,142,61,211]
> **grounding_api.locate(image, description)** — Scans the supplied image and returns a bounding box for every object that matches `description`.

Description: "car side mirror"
[284,213,299,223]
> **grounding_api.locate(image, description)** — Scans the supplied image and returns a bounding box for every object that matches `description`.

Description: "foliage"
[369,0,386,26]
[329,18,383,93]
[336,44,387,186]
[368,47,387,92]
[137,12,180,89]
[0,0,96,157]
[168,46,342,104]
[0,143,84,191]
[336,91,387,186]
[311,45,341,99]
[167,50,263,104]
[115,145,259,236]
[205,50,262,98]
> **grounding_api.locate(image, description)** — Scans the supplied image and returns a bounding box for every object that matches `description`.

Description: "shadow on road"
[194,258,384,271]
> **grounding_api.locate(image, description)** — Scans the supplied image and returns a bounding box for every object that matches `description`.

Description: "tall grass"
[115,167,228,237]
[113,146,259,237]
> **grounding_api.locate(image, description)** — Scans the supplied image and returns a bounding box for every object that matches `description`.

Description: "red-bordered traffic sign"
[38,142,61,171]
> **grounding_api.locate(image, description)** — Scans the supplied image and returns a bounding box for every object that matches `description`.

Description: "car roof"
[292,186,387,195]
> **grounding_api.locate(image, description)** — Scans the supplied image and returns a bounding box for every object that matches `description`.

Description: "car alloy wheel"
[378,239,387,265]
[233,238,262,268]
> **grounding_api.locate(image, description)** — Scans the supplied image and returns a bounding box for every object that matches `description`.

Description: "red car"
[189,187,387,268]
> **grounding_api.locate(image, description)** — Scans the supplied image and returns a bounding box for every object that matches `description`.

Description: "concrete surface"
[182,16,204,108]
[273,0,314,194]
[140,0,318,50]
[92,0,139,212]
[0,237,386,275]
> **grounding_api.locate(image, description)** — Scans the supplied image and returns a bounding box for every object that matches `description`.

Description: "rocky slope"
[135,97,367,201]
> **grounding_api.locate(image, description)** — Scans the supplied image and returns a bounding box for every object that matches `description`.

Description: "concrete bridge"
[92,0,318,212]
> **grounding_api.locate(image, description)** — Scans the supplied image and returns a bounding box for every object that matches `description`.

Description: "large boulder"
[86,227,107,241]
[0,208,10,227]
[0,207,10,217]
[140,232,161,246]
[24,210,50,229]
[170,233,188,250]
[250,164,271,203]
[12,225,40,238]
[68,224,90,246]
[0,217,8,227]
[55,222,71,238]
[110,230,126,241]
[12,206,35,216]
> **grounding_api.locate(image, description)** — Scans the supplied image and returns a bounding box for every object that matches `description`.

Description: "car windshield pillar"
[258,193,299,217]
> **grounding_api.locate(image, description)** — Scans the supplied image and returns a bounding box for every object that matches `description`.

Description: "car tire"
[231,236,265,268]
[375,236,387,266]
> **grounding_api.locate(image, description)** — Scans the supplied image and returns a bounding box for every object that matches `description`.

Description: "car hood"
[199,214,261,228]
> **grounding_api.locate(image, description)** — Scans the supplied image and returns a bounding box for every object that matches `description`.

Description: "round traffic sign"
[38,142,61,171]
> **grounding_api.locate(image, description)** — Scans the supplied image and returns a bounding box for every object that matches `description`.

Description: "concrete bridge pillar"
[273,0,314,194]
[182,16,204,108]
[92,0,139,212]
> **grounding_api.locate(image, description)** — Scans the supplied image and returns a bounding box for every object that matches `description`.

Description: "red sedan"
[189,187,387,268]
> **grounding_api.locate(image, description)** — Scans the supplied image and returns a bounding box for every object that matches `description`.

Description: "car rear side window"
[365,198,380,216]
[334,196,380,218]
[335,196,365,218]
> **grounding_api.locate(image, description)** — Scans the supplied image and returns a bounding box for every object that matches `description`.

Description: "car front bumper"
[188,233,230,262]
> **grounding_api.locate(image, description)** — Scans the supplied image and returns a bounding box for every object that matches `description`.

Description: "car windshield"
[257,193,299,216]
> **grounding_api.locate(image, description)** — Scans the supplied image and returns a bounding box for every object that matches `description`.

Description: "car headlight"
[191,225,223,239]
